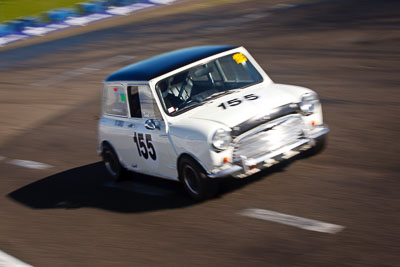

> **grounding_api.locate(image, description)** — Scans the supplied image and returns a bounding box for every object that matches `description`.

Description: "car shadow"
[7,160,292,213]
[8,162,197,213]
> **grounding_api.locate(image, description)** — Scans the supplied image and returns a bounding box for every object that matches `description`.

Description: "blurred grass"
[0,0,84,23]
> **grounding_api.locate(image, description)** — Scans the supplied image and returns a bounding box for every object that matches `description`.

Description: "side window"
[103,85,128,116]
[129,85,162,120]
[128,86,142,118]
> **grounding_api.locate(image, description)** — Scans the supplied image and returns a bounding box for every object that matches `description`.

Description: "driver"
[157,80,182,113]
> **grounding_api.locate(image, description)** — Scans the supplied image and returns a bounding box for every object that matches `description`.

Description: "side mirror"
[144,119,159,130]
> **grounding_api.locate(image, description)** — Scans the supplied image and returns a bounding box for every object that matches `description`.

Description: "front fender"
[169,119,230,173]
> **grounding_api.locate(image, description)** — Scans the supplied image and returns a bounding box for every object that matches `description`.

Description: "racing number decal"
[217,94,259,110]
[133,132,157,160]
[227,98,241,106]
[244,94,259,101]
[146,134,157,160]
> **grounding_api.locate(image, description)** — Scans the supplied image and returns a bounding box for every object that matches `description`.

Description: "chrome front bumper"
[208,126,329,179]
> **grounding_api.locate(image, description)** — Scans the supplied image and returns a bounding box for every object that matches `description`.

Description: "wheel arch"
[177,152,210,178]
[101,140,115,153]
[100,140,127,169]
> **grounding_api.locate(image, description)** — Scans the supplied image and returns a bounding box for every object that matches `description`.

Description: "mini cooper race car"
[98,45,329,200]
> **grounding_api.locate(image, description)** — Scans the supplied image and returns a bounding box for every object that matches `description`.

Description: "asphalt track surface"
[0,0,399,266]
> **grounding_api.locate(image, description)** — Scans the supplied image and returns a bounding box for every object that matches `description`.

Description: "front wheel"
[102,143,128,181]
[179,157,218,201]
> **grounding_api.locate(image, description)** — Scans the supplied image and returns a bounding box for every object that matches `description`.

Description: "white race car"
[98,45,329,200]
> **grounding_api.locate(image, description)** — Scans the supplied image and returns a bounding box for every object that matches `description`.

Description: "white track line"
[31,55,135,86]
[8,159,52,170]
[239,208,345,234]
[0,250,33,267]
[105,181,173,197]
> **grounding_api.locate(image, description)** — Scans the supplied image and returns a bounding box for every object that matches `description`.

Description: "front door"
[123,84,177,179]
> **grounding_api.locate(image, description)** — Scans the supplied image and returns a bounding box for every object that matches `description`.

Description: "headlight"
[212,128,231,151]
[299,92,319,115]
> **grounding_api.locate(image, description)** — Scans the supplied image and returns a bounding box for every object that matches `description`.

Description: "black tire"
[102,143,128,181]
[178,157,218,201]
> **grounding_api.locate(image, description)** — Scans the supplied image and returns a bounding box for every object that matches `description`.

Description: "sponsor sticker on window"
[232,53,247,64]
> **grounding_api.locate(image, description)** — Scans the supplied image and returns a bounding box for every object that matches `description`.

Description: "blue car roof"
[105,45,237,82]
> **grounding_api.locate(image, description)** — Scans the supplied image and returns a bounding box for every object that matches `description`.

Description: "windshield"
[155,52,263,115]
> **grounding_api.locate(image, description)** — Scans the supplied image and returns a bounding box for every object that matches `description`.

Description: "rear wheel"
[102,143,128,181]
[179,157,218,201]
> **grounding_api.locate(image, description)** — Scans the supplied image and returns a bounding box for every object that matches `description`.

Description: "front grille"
[233,115,305,160]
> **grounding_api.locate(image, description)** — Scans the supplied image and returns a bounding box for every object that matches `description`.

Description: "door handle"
[144,119,159,130]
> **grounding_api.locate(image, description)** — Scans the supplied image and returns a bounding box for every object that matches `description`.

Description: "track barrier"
[0,0,179,47]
